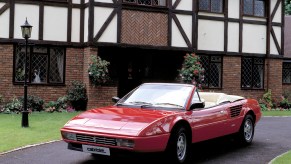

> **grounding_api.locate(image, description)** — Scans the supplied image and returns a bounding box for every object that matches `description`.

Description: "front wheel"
[166,127,191,164]
[238,114,254,145]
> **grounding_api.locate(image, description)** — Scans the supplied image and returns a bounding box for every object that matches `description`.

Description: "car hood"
[63,106,179,136]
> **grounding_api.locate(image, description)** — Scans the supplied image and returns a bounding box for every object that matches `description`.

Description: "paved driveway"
[1,117,291,164]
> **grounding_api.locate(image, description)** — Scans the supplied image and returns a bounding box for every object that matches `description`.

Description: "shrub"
[67,81,88,111]
[178,53,205,89]
[44,101,60,113]
[57,95,68,111]
[0,94,3,104]
[279,96,291,109]
[2,97,23,114]
[88,55,110,86]
[259,90,273,111]
[18,95,44,112]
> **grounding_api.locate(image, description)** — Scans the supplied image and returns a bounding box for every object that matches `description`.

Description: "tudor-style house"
[0,0,285,108]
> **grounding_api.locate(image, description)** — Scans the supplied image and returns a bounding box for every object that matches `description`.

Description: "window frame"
[198,0,224,14]
[243,0,266,18]
[122,0,167,7]
[13,45,66,86]
[199,55,223,89]
[241,57,265,90]
[282,62,291,84]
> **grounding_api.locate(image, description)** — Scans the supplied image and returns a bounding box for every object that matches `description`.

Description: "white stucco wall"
[84,7,89,42]
[227,22,239,52]
[0,2,4,8]
[43,6,67,41]
[242,24,266,54]
[171,14,192,47]
[198,20,224,51]
[98,15,117,43]
[0,8,9,38]
[228,0,239,19]
[94,7,114,39]
[172,20,187,47]
[175,0,192,11]
[270,26,281,55]
[14,4,39,40]
[72,0,81,4]
[95,0,113,3]
[271,0,282,23]
[72,8,80,42]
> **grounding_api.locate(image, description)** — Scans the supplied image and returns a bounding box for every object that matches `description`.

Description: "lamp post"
[20,18,32,128]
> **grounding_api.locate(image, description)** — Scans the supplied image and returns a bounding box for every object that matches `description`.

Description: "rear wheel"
[166,127,191,164]
[238,114,254,145]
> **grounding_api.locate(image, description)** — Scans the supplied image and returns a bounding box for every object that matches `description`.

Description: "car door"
[188,90,229,143]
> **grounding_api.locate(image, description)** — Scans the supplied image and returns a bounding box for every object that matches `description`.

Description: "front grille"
[76,134,117,146]
[230,105,242,118]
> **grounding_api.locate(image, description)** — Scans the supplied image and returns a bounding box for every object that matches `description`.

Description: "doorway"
[98,47,186,97]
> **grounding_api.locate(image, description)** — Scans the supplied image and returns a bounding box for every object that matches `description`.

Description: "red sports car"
[61,83,261,163]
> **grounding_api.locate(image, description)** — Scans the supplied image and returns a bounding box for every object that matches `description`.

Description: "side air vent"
[230,105,243,118]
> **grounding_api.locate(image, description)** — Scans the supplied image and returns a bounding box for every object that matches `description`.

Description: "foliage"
[286,0,291,15]
[278,96,290,109]
[44,96,69,113]
[44,101,60,113]
[178,53,205,89]
[18,95,44,112]
[57,95,68,111]
[67,81,88,111]
[0,94,3,104]
[88,55,110,86]
[259,90,273,111]
[1,97,23,114]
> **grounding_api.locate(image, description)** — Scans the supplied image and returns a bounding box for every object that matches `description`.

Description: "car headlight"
[116,139,134,148]
[61,132,77,141]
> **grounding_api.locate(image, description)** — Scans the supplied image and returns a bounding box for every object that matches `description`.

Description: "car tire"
[166,126,191,164]
[238,114,254,145]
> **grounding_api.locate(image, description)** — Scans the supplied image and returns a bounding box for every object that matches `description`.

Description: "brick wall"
[267,58,283,102]
[83,47,117,109]
[204,56,283,102]
[121,10,168,46]
[0,44,117,109]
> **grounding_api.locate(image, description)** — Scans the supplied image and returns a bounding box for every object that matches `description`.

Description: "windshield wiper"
[154,103,184,108]
[129,101,153,107]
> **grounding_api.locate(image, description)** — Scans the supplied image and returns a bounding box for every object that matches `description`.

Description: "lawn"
[262,110,291,116]
[271,151,291,164]
[0,112,80,153]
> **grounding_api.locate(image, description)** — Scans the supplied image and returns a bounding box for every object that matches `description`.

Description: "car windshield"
[118,83,193,109]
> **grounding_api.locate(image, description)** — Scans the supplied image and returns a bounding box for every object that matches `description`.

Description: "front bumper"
[62,131,170,153]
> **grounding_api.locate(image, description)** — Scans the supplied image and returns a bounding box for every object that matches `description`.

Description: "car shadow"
[80,135,248,164]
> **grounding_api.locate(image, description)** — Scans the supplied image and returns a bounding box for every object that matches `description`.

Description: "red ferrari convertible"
[61,83,261,163]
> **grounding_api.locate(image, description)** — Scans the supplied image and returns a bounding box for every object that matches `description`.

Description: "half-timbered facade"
[0,0,285,108]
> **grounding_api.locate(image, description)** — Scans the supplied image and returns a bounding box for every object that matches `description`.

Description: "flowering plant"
[178,53,204,89]
[88,55,110,86]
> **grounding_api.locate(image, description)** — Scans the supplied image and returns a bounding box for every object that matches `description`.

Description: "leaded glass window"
[123,0,166,7]
[14,45,65,84]
[241,57,264,89]
[199,0,223,13]
[200,55,222,88]
[283,62,291,84]
[243,0,265,17]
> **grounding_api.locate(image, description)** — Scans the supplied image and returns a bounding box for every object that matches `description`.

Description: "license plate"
[82,145,110,156]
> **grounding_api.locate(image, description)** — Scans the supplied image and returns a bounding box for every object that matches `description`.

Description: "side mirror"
[190,102,205,110]
[112,96,120,103]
